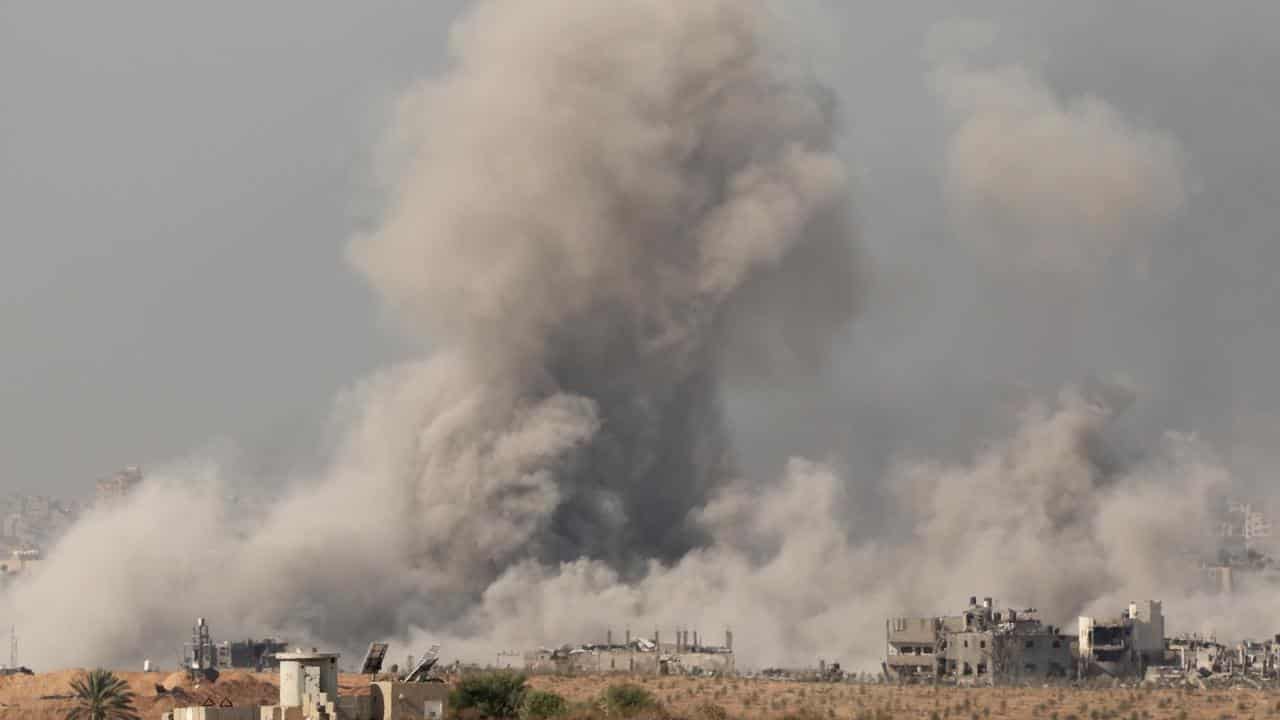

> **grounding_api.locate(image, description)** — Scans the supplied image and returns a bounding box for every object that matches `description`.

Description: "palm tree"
[66,669,140,720]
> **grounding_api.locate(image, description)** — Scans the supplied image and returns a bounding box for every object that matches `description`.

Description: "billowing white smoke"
[346,0,861,579]
[425,387,1233,670]
[0,3,1260,673]
[0,0,861,668]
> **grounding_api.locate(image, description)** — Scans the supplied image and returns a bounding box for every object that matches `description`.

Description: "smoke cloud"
[2,2,1273,675]
[0,0,861,669]
[933,52,1185,273]
[428,386,1234,670]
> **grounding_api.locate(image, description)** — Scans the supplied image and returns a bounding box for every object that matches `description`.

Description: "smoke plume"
[2,2,1271,674]
[0,0,861,668]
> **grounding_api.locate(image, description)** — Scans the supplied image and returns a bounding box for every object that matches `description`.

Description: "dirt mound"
[0,669,86,704]
[0,669,279,720]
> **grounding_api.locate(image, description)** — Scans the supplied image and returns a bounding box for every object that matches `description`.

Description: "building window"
[963,640,969,648]
[976,663,987,675]
[1052,640,1062,649]
[979,640,986,649]
[1024,663,1037,673]
[1025,640,1035,649]
[963,663,972,676]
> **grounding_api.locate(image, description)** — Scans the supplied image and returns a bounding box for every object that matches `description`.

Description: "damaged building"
[218,637,290,671]
[1077,601,1165,677]
[1233,637,1280,679]
[1150,634,1280,684]
[184,618,290,673]
[524,627,735,676]
[886,597,1073,684]
[887,597,1189,684]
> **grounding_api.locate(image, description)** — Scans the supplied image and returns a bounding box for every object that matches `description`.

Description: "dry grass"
[525,674,1280,720]
[1,670,1277,720]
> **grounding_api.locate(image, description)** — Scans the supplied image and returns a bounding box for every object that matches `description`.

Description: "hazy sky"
[4,1,1279,498]
[1,1,465,493]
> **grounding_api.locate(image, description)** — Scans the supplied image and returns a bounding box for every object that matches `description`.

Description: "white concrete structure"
[277,651,340,709]
[1129,600,1165,655]
[166,647,448,720]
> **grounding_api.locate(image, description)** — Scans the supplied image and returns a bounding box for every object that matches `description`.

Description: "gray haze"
[0,1,466,492]
[3,0,1280,671]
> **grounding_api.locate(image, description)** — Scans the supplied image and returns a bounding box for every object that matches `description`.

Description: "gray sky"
[1,1,464,494]
[4,1,1280,499]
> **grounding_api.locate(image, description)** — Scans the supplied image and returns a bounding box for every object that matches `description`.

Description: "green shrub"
[451,671,529,719]
[520,690,568,720]
[603,684,658,718]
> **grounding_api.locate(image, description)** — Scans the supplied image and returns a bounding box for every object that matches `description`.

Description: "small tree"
[603,684,657,718]
[451,671,528,719]
[66,669,140,720]
[520,690,568,719]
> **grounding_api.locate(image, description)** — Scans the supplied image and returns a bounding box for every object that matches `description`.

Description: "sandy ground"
[526,674,1280,720]
[0,669,377,720]
[2,670,1278,720]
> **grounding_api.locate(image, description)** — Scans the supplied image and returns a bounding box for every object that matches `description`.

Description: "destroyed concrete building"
[885,597,1236,684]
[1233,637,1280,679]
[166,649,447,720]
[886,597,1072,685]
[1152,633,1280,684]
[524,627,735,675]
[1161,634,1228,678]
[1077,601,1165,677]
[184,618,290,673]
